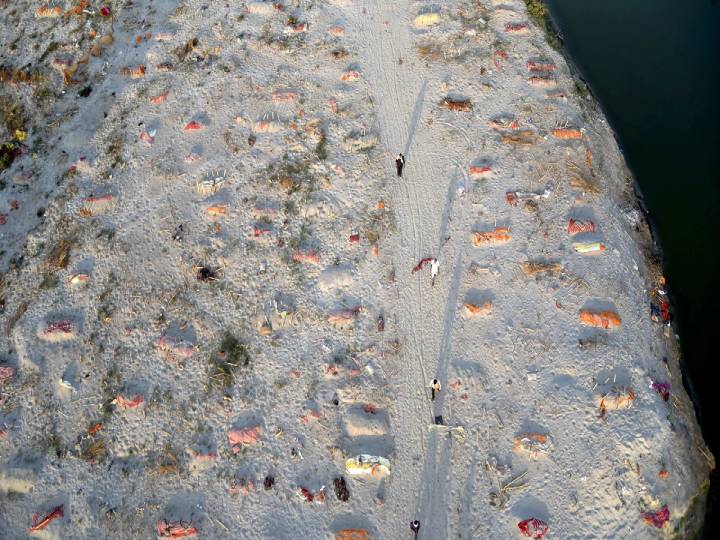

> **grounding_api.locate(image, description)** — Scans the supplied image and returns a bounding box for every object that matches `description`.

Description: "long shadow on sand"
[403,79,427,157]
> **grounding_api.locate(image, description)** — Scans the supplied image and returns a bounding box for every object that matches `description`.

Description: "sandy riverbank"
[0,0,713,538]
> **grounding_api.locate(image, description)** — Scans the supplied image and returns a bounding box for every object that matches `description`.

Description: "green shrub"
[210,332,250,388]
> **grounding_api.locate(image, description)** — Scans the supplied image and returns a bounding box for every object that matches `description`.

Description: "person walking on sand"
[430,379,442,401]
[396,153,405,177]
[411,257,438,287]
[410,520,421,539]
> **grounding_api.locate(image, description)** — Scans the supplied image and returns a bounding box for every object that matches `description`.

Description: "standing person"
[410,520,421,539]
[396,153,405,177]
[430,379,442,401]
[430,258,439,287]
[411,257,438,287]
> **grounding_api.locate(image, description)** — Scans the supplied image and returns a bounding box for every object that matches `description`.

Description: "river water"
[544,0,720,534]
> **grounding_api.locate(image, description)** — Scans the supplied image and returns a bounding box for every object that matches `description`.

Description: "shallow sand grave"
[0,0,714,538]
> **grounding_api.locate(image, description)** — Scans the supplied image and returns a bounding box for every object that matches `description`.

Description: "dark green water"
[544,0,720,534]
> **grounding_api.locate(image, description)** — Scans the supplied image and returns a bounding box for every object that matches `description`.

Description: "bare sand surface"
[0,0,714,538]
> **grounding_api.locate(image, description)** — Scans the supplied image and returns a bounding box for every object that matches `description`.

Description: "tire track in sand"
[355,1,466,538]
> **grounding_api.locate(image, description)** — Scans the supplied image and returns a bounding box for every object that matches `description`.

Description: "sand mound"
[318,266,354,291]
[343,407,390,437]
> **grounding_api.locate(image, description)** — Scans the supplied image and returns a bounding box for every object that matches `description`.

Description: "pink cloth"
[0,365,15,382]
[228,426,261,453]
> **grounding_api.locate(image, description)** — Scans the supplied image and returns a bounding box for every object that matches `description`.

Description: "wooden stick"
[502,470,528,490]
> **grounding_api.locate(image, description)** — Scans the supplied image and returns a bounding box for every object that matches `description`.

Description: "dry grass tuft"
[5,300,29,335]
[417,42,445,61]
[0,96,26,135]
[521,261,563,276]
[501,130,538,146]
[265,158,315,194]
[154,444,180,475]
[209,332,250,389]
[0,66,46,87]
[79,437,108,462]
[174,37,198,61]
[45,234,77,271]
[566,159,600,194]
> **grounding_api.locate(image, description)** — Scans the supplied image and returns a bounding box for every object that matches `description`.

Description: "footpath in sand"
[0,0,714,539]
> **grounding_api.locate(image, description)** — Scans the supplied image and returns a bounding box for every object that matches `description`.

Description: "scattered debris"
[514,433,552,456]
[597,386,635,418]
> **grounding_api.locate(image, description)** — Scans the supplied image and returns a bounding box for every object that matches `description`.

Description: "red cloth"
[567,219,595,234]
[643,505,670,528]
[412,258,434,274]
[660,301,671,322]
[156,520,198,538]
[518,518,549,539]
